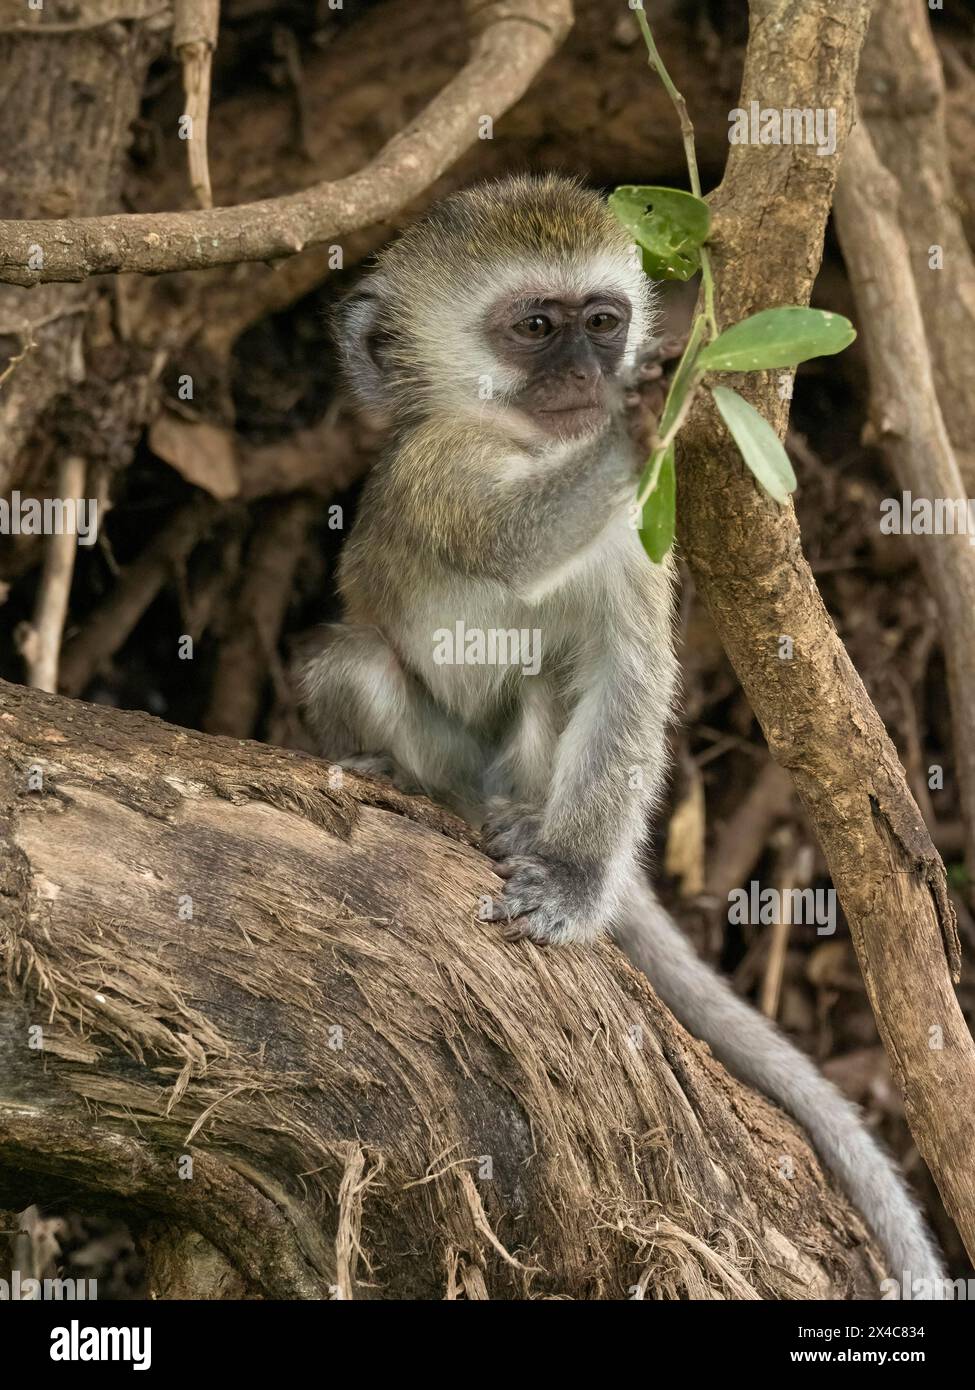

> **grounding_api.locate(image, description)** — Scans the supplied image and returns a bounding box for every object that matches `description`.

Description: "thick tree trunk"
[676,0,975,1263]
[0,680,881,1299]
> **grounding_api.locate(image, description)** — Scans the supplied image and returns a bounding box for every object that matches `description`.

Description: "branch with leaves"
[651,0,975,1263]
[613,8,854,561]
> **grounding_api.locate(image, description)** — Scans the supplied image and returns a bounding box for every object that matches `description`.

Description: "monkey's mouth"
[535,403,607,434]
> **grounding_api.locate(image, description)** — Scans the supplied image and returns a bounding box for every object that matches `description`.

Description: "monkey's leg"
[614,872,945,1286]
[300,624,485,803]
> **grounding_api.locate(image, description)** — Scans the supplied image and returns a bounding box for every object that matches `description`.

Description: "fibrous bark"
[0,680,881,1299]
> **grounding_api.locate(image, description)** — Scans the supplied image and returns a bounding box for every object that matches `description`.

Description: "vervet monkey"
[301,174,943,1285]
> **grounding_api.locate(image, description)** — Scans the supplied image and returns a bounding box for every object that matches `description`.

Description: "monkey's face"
[336,177,655,434]
[483,291,632,440]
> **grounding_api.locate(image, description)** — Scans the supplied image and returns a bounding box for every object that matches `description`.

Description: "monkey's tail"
[612,874,945,1290]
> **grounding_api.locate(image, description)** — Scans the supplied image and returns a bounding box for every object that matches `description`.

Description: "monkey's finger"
[485,894,540,924]
[483,895,514,922]
[502,922,549,946]
[491,854,537,880]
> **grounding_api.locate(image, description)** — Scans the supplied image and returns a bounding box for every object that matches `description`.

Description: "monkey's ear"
[333,278,395,417]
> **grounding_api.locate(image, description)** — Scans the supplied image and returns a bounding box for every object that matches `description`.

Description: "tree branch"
[0,680,882,1298]
[173,0,220,210]
[17,456,87,694]
[0,0,572,286]
[676,0,975,1263]
[856,0,975,479]
[833,110,975,892]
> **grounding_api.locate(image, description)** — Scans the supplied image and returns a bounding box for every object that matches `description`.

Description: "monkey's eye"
[512,314,554,341]
[586,311,621,335]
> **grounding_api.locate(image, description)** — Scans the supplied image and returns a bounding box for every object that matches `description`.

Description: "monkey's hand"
[481,798,543,860]
[482,854,608,946]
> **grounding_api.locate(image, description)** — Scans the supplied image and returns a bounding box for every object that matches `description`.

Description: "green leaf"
[638,444,676,562]
[697,307,856,372]
[609,185,711,281]
[711,386,797,504]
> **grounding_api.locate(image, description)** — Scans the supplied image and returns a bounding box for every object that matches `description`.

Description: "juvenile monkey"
[302,174,943,1284]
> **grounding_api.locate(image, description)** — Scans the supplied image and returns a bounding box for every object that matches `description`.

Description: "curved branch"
[0,679,881,1299]
[833,111,975,891]
[856,0,975,471]
[676,0,975,1263]
[0,0,573,286]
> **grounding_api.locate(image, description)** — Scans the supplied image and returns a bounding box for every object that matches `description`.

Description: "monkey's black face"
[483,293,631,439]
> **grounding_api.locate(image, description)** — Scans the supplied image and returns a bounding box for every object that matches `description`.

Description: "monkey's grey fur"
[301,174,945,1288]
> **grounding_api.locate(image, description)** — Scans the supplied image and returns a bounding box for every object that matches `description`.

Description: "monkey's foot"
[481,798,544,859]
[482,855,606,946]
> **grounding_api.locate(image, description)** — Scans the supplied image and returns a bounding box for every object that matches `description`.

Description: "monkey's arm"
[492,435,636,583]
[403,420,635,585]
[487,576,676,945]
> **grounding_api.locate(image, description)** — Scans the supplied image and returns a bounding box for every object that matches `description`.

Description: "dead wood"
[203,494,316,738]
[857,0,975,480]
[58,498,218,698]
[0,679,882,1299]
[0,0,168,491]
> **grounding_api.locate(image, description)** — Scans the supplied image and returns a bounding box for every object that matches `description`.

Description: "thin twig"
[174,0,220,209]
[759,837,814,1019]
[630,3,716,513]
[58,498,216,697]
[21,456,87,694]
[633,2,716,335]
[0,328,36,391]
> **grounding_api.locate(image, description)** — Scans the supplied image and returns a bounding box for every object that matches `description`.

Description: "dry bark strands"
[676,0,975,1261]
[0,680,880,1298]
